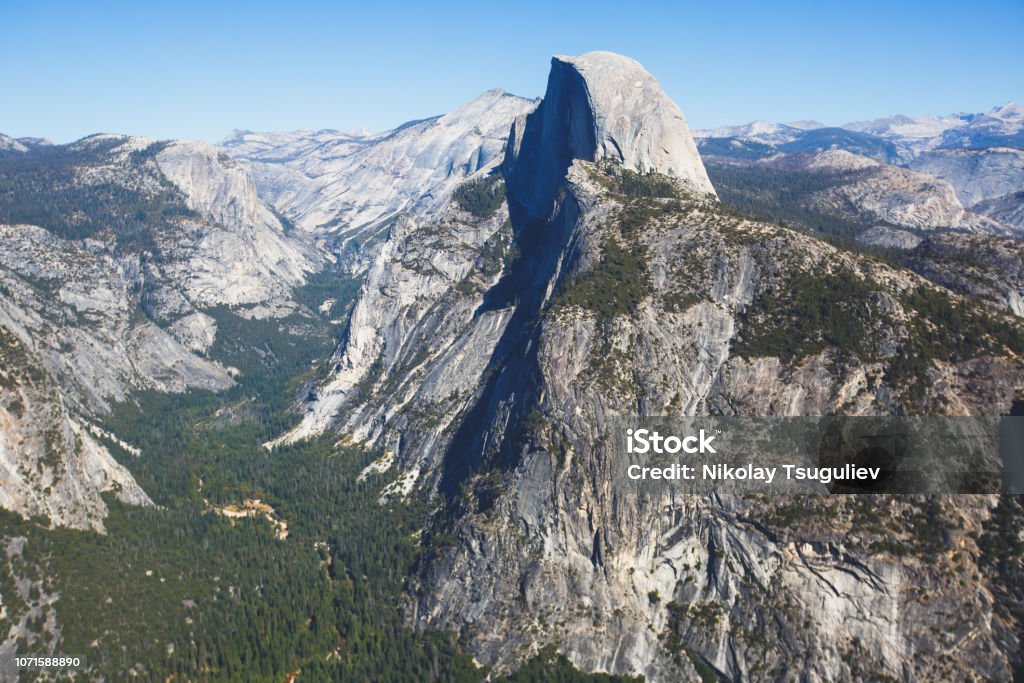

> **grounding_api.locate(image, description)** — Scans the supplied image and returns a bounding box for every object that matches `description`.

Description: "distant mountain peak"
[990,101,1024,120]
[0,133,29,153]
[697,102,1024,161]
[434,87,534,128]
[785,119,827,131]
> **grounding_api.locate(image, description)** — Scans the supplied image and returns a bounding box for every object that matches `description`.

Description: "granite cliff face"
[153,141,317,313]
[505,52,714,219]
[412,165,1023,681]
[221,89,536,269]
[910,147,1024,230]
[272,53,1024,680]
[279,52,717,449]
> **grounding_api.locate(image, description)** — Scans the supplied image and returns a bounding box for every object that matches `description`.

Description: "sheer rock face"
[272,53,1023,681]
[272,201,516,449]
[411,164,1022,682]
[155,140,318,313]
[0,226,235,410]
[505,52,715,219]
[281,51,718,447]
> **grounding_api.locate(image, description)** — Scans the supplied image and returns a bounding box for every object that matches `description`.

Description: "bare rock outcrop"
[505,52,715,219]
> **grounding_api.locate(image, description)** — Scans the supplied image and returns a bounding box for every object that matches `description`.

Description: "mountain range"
[695,102,1024,152]
[0,51,1022,681]
[694,105,1024,266]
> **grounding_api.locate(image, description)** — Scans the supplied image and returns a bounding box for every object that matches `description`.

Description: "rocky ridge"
[0,134,322,528]
[697,103,1024,241]
[221,89,537,269]
[768,150,1009,233]
[273,52,1024,680]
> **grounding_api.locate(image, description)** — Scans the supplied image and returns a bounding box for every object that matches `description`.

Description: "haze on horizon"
[2,0,1022,144]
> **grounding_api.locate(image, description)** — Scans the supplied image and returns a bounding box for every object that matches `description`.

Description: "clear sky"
[2,0,1022,143]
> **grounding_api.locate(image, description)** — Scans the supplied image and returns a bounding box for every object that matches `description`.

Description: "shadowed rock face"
[505,51,715,219]
[266,52,1024,680]
[281,51,719,447]
[403,58,1024,681]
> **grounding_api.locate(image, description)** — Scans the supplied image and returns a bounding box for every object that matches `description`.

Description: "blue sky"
[2,0,1022,143]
